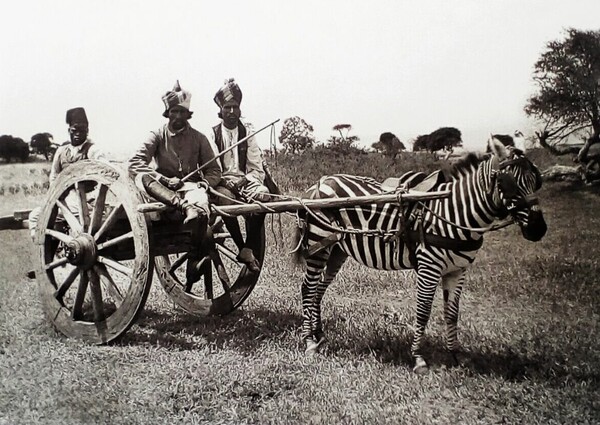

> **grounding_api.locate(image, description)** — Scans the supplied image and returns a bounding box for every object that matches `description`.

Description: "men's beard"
[223,116,238,129]
[170,119,187,132]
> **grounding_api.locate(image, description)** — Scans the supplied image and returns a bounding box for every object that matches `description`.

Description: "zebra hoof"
[413,358,429,374]
[305,336,326,357]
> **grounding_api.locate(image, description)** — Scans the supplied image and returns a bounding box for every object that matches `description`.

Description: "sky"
[1,0,599,158]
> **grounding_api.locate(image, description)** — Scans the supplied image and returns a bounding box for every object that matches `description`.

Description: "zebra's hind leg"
[301,249,329,355]
[442,269,466,366]
[308,245,348,355]
[411,262,443,373]
[303,245,348,356]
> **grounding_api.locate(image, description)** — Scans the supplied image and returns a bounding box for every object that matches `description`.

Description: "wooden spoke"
[208,249,231,292]
[89,184,108,235]
[201,263,213,298]
[54,267,79,302]
[76,182,90,231]
[56,199,83,234]
[71,271,89,320]
[88,269,105,322]
[212,232,231,240]
[96,231,133,251]
[216,243,239,263]
[45,228,74,245]
[45,257,69,271]
[97,256,132,277]
[93,204,123,242]
[94,264,124,304]
[168,252,190,275]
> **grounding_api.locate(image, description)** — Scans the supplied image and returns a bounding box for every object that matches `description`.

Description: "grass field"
[0,151,598,424]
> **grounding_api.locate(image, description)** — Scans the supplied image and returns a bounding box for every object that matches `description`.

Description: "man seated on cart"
[209,78,270,273]
[128,80,222,283]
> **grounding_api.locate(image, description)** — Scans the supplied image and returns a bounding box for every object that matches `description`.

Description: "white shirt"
[221,124,241,175]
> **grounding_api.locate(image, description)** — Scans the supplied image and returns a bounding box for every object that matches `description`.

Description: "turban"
[66,107,88,126]
[162,80,192,117]
[214,78,242,108]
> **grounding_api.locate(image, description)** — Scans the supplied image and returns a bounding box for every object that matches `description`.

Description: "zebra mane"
[445,152,490,179]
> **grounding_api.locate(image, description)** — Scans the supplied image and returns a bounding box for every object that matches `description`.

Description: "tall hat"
[66,107,88,126]
[214,78,242,108]
[162,80,192,117]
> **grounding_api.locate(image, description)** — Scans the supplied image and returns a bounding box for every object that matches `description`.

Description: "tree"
[524,28,600,157]
[372,132,405,160]
[327,124,360,153]
[412,127,462,153]
[412,135,429,152]
[0,135,29,163]
[30,132,55,160]
[279,116,316,154]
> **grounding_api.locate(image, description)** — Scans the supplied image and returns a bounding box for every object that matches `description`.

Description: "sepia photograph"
[1,1,599,424]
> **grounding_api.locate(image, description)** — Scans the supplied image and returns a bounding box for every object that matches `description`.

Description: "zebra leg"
[411,263,442,373]
[442,269,466,366]
[306,245,348,355]
[301,249,330,355]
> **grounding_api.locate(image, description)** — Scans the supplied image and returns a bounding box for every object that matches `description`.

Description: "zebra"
[294,136,547,372]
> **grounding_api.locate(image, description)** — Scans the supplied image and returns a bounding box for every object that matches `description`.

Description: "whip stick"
[181,118,280,182]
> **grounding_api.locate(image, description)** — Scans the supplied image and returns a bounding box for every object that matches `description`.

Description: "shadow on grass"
[118,307,302,353]
[118,306,599,389]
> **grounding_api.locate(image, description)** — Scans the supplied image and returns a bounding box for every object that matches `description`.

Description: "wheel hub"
[64,234,97,269]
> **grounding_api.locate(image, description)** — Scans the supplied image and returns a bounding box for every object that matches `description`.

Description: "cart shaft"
[137,189,451,217]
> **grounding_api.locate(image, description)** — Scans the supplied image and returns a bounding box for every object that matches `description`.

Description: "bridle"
[414,152,540,234]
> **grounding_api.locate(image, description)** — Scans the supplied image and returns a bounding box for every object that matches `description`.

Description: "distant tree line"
[0,132,58,163]
[277,116,462,159]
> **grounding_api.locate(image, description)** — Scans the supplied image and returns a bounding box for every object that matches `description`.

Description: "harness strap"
[406,229,484,251]
[306,233,343,256]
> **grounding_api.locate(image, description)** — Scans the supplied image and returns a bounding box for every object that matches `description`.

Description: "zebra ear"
[488,135,509,160]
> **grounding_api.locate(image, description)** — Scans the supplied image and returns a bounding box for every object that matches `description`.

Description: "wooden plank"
[137,189,451,217]
[14,209,32,221]
[0,215,29,230]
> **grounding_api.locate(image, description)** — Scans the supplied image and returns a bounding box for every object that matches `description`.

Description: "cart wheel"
[155,215,265,316]
[33,160,153,344]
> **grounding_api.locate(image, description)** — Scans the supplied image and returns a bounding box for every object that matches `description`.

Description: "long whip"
[181,118,280,182]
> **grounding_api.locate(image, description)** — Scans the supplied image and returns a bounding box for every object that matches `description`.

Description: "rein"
[417,202,514,233]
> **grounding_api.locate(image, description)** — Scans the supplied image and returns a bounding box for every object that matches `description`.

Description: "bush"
[0,135,29,163]
[266,149,444,194]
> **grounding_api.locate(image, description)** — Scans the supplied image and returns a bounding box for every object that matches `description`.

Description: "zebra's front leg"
[411,264,442,373]
[442,269,466,366]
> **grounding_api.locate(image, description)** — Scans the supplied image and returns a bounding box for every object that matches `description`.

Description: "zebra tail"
[291,212,307,266]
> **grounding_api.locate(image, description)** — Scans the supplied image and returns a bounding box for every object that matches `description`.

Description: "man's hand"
[223,177,248,194]
[161,176,183,191]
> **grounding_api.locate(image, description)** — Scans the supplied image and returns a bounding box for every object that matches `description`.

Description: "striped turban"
[162,80,192,117]
[214,78,242,108]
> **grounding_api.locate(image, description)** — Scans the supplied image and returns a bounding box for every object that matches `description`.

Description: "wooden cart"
[5,160,449,344]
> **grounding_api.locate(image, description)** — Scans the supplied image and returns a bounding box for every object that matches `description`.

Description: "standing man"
[211,78,270,272]
[28,107,105,239]
[128,81,221,224]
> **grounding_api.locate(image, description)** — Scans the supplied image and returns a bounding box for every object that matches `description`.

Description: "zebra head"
[488,136,547,241]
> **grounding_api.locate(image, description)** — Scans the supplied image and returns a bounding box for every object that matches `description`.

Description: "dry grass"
[0,154,599,424]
